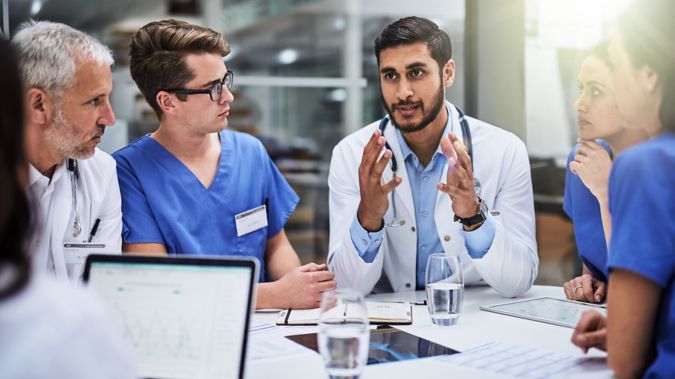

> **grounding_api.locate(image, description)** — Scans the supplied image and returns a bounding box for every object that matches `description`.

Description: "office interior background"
[1,0,632,285]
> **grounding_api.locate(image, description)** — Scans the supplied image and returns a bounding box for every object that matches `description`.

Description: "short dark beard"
[382,80,445,134]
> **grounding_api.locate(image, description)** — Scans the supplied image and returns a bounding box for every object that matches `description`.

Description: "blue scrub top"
[563,140,611,282]
[607,132,675,379]
[113,131,299,283]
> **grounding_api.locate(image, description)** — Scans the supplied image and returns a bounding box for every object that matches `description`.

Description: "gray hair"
[11,20,114,100]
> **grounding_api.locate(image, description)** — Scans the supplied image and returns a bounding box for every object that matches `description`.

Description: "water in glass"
[318,323,369,378]
[426,282,464,326]
[318,289,369,378]
[425,253,464,326]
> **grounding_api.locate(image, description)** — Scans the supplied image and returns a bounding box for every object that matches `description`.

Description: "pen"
[87,218,101,243]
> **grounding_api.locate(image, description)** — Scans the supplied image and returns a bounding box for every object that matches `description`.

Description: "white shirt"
[328,102,538,297]
[0,273,137,379]
[27,148,122,282]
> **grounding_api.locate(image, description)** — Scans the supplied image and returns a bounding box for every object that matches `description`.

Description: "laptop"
[83,254,258,379]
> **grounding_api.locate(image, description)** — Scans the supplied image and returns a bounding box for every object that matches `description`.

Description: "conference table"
[245,285,612,378]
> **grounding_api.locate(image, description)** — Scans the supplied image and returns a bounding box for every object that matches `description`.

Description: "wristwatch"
[453,197,487,227]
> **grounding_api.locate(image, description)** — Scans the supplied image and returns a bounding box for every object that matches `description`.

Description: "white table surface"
[245,285,611,379]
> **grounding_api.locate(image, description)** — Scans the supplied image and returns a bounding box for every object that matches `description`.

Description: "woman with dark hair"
[562,42,647,303]
[0,39,136,378]
[0,40,32,302]
[571,0,675,377]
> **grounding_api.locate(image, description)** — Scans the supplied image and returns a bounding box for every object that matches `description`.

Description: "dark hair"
[374,16,452,71]
[0,39,32,301]
[129,19,230,119]
[618,0,675,132]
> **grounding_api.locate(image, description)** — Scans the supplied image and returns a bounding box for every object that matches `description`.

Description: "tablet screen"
[286,326,458,365]
[481,297,607,328]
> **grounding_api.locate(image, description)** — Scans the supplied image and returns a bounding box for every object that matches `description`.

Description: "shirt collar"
[394,101,454,163]
[27,160,67,189]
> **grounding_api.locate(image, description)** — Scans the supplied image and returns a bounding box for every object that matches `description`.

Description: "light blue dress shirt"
[350,108,496,289]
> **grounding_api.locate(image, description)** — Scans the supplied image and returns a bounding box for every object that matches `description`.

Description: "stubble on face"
[383,75,445,134]
[45,104,104,160]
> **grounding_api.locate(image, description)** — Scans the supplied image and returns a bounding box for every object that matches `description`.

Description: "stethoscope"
[378,105,480,227]
[67,158,82,238]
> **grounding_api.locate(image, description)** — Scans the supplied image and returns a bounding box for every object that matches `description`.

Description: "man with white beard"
[13,21,122,281]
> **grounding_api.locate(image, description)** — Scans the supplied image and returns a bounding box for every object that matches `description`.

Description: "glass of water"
[318,289,369,379]
[425,253,464,326]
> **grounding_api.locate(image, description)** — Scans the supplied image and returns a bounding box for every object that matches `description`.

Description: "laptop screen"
[83,255,258,379]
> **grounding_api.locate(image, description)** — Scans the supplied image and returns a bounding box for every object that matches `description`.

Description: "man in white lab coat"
[13,21,122,281]
[328,17,537,297]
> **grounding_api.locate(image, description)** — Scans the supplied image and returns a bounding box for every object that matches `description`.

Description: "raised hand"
[437,132,479,220]
[357,129,402,231]
[569,140,612,201]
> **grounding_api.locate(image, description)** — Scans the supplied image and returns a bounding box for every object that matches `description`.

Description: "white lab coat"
[27,148,122,281]
[328,103,538,298]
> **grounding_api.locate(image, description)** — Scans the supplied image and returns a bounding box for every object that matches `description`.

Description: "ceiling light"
[277,49,298,65]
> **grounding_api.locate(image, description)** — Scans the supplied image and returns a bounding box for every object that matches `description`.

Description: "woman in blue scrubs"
[571,0,675,377]
[562,42,646,303]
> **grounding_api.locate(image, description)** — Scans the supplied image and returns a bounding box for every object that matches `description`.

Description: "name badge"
[63,243,105,281]
[235,204,268,237]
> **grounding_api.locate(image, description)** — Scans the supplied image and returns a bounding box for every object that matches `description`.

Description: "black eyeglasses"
[165,70,234,101]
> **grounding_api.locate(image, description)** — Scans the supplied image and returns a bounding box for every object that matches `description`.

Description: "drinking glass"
[425,253,464,326]
[318,289,370,379]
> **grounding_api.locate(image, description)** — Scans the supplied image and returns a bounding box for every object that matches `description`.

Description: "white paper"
[247,335,315,361]
[435,341,611,379]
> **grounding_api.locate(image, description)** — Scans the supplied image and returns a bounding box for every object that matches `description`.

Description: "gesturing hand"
[437,132,479,220]
[571,310,607,353]
[569,140,612,201]
[357,129,402,232]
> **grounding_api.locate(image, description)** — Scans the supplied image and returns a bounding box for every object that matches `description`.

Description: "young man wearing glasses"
[114,20,335,309]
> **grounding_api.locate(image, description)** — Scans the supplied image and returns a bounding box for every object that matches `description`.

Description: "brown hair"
[129,19,230,118]
[618,0,675,132]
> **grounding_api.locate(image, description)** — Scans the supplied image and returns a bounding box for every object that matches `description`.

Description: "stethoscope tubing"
[378,105,473,175]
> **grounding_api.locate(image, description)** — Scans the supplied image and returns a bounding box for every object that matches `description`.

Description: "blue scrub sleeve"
[350,216,384,263]
[607,151,675,287]
[461,213,496,259]
[263,150,300,238]
[562,147,576,218]
[114,154,165,244]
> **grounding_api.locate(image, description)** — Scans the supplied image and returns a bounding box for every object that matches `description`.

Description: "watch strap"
[453,197,487,227]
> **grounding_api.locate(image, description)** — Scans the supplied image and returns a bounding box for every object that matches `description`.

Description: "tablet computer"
[286,326,459,365]
[480,297,607,328]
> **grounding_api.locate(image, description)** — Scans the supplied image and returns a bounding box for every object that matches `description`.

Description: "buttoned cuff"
[350,216,384,263]
[461,213,496,259]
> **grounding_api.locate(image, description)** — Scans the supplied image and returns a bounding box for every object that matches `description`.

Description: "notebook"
[83,254,258,379]
[276,301,412,325]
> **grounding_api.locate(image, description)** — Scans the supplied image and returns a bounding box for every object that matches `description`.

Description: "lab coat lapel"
[382,120,414,222]
[436,105,466,252]
[51,165,72,280]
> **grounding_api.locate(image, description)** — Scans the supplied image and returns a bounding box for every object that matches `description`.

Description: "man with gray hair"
[13,21,122,281]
